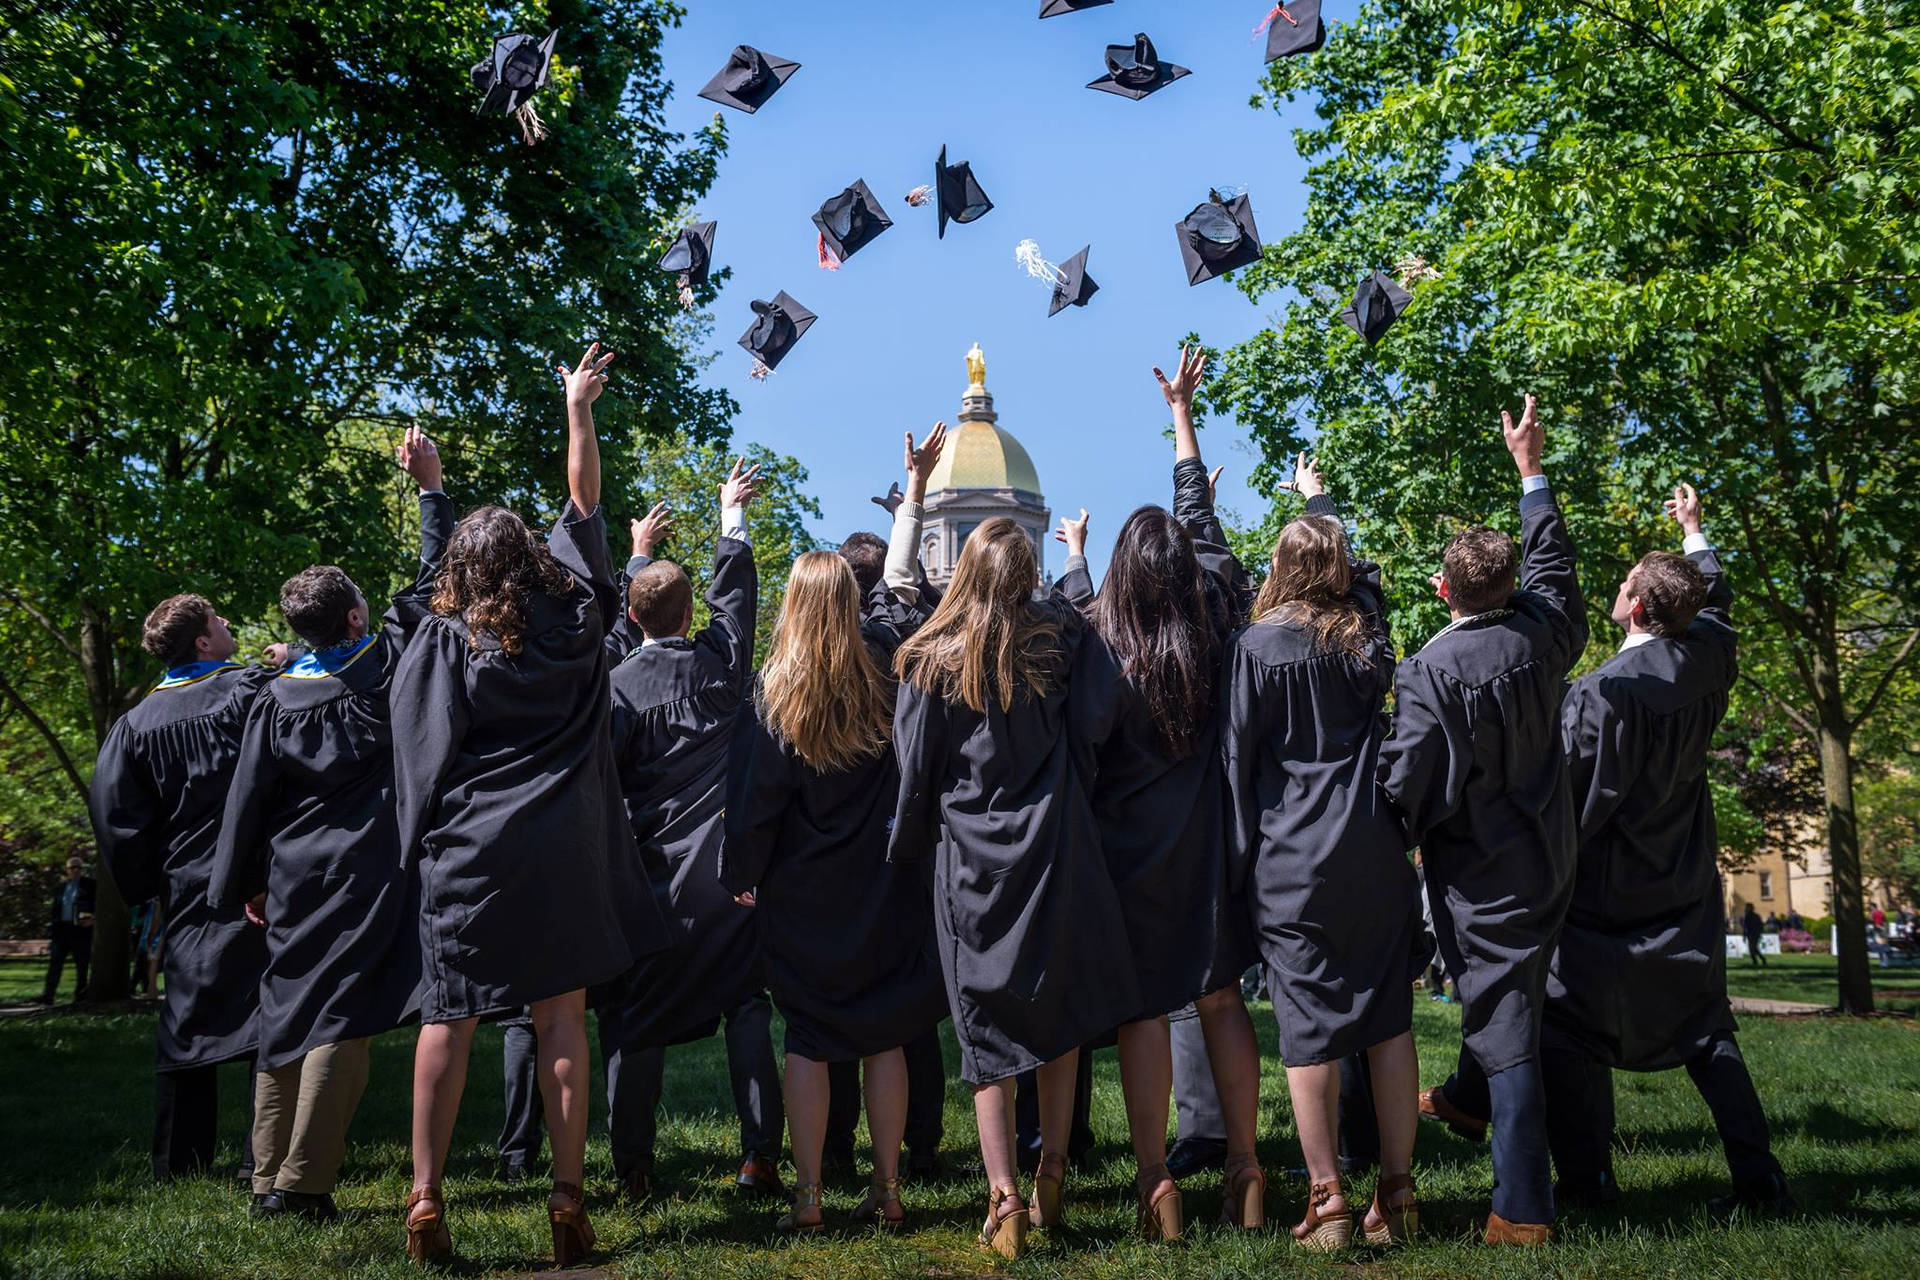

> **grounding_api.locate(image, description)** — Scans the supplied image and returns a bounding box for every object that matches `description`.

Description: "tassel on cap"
[676,273,695,309]
[514,100,549,145]
[1253,4,1299,36]
[1015,238,1065,287]
[749,356,774,381]
[905,184,934,208]
[817,232,841,271]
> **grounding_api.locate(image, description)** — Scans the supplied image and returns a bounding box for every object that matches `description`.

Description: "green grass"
[1,995,1916,1279]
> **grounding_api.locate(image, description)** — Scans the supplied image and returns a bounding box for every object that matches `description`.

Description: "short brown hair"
[628,561,693,637]
[838,531,887,596]
[1441,526,1518,616]
[1630,551,1707,638]
[280,566,360,649]
[141,594,215,667]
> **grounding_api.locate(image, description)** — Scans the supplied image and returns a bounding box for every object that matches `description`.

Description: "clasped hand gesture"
[558,342,616,406]
[396,425,442,492]
[1664,482,1703,535]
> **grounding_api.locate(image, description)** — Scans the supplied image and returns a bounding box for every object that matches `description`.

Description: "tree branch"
[1737,672,1817,738]
[0,668,89,804]
[1850,624,1920,733]
[0,588,81,663]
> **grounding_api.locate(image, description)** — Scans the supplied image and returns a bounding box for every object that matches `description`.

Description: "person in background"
[129,899,164,998]
[1743,905,1768,969]
[40,855,96,1004]
[498,1015,544,1184]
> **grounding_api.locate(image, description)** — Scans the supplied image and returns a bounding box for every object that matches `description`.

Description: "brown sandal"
[778,1181,825,1233]
[404,1184,451,1264]
[1135,1163,1184,1242]
[1364,1172,1419,1245]
[1219,1156,1267,1230]
[549,1180,596,1267]
[1030,1151,1068,1229]
[1293,1179,1354,1251]
[980,1185,1029,1259]
[850,1175,906,1230]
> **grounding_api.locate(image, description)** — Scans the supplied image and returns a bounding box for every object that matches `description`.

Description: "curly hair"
[430,506,575,655]
[141,594,214,667]
[279,566,361,650]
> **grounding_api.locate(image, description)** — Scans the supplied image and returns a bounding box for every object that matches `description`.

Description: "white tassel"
[749,357,773,381]
[514,100,549,145]
[905,184,934,207]
[676,273,695,310]
[1015,239,1064,287]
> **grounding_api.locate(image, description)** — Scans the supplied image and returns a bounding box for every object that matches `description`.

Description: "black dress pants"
[42,923,91,1001]
[153,1063,254,1182]
[497,1019,544,1174]
[1015,1047,1095,1164]
[604,992,783,1179]
[824,1025,948,1163]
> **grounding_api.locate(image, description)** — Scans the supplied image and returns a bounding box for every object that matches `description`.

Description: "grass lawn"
[0,993,1916,1279]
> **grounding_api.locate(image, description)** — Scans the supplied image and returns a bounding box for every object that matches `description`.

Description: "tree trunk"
[1813,647,1874,1014]
[80,605,131,1003]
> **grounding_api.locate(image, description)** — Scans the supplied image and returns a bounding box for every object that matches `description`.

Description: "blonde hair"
[760,552,893,772]
[895,518,1060,714]
[1252,514,1371,659]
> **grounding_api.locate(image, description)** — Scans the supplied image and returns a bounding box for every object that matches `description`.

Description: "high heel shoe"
[1030,1151,1067,1229]
[1292,1179,1354,1252]
[1135,1164,1184,1243]
[549,1180,596,1267]
[1363,1172,1419,1246]
[778,1182,825,1234]
[979,1185,1029,1259]
[404,1184,451,1264]
[850,1175,906,1230]
[1219,1157,1266,1230]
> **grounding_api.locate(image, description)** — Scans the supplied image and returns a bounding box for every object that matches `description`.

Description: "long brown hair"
[431,505,576,656]
[760,552,893,772]
[1252,514,1371,659]
[1086,506,1220,758]
[895,518,1060,714]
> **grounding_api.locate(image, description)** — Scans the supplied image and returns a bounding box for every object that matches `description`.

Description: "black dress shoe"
[736,1152,784,1198]
[905,1149,944,1181]
[501,1161,529,1186]
[1166,1136,1228,1182]
[249,1191,284,1218]
[620,1171,652,1203]
[1710,1172,1796,1216]
[277,1191,339,1222]
[1556,1173,1624,1211]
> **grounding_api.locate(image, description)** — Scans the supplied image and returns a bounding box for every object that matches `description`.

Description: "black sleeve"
[1687,547,1736,671]
[1378,660,1470,851]
[1561,675,1640,847]
[696,537,759,686]
[721,702,791,894]
[390,623,471,868]
[1517,487,1588,667]
[209,697,279,909]
[547,501,620,631]
[887,680,947,864]
[386,491,457,643]
[1175,456,1252,623]
[1055,558,1095,607]
[87,720,164,906]
[605,554,648,662]
[1219,635,1277,893]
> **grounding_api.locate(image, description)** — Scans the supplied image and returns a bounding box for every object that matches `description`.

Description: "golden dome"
[926,420,1041,495]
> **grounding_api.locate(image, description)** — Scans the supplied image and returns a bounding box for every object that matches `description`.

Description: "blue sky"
[655,0,1348,574]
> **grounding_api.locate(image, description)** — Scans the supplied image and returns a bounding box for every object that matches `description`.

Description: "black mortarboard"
[935,146,993,239]
[1039,0,1113,15]
[1087,32,1191,100]
[738,292,817,376]
[813,179,892,268]
[697,45,801,114]
[658,221,717,307]
[1175,190,1263,285]
[1339,271,1413,345]
[1259,1,1328,61]
[1049,246,1099,317]
[472,30,559,141]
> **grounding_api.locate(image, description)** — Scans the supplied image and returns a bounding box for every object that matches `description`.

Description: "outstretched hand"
[1207,465,1225,506]
[904,422,948,503]
[871,482,905,516]
[1664,482,1703,535]
[558,342,616,406]
[1501,393,1543,476]
[1278,451,1324,499]
[396,426,443,492]
[631,502,673,558]
[1153,345,1208,413]
[1053,508,1091,557]
[719,456,763,510]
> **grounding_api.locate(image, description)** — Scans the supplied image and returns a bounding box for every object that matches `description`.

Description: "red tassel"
[817,232,840,271]
[1253,4,1298,35]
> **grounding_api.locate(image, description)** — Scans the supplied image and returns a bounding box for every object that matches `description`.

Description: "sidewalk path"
[1731,995,1829,1016]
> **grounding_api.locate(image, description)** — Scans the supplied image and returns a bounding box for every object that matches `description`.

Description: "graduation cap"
[1257,1,1328,61]
[1015,240,1099,317]
[471,30,559,144]
[1088,32,1191,100]
[934,146,993,238]
[1039,0,1113,15]
[658,221,717,309]
[1339,271,1413,345]
[1175,190,1263,285]
[738,292,817,379]
[812,179,892,269]
[697,45,801,114]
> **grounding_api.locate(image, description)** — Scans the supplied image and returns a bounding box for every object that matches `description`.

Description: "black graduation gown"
[1064,459,1257,1022]
[90,661,272,1070]
[889,599,1141,1084]
[1378,486,1588,1074]
[391,503,664,1022]
[1222,494,1418,1066]
[207,493,452,1069]
[592,535,762,1054]
[723,608,948,1063]
[1545,547,1738,1070]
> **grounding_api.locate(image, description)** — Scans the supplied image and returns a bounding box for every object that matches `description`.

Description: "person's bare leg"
[1116,1017,1175,1199]
[528,991,590,1191]
[783,1053,829,1226]
[1363,1030,1420,1231]
[1285,1060,1347,1217]
[862,1048,908,1185]
[410,1018,478,1194]
[973,1077,1020,1198]
[1195,985,1262,1168]
[1034,1049,1081,1164]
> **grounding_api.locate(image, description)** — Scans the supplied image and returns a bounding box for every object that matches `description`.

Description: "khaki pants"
[251,1038,372,1195]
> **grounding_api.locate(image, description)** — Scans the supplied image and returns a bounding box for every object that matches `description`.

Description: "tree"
[1203,0,1920,1011]
[0,0,734,995]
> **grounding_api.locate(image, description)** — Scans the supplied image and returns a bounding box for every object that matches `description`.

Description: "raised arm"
[1052,508,1094,605]
[1504,394,1587,661]
[557,342,616,516]
[1667,481,1733,627]
[390,428,454,639]
[699,457,763,682]
[883,423,947,607]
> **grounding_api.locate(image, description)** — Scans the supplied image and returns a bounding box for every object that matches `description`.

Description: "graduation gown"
[1064,458,1257,1022]
[723,607,948,1063]
[391,503,664,1022]
[207,492,452,1069]
[1545,547,1738,1070]
[889,599,1141,1084]
[1222,493,1418,1066]
[592,535,762,1053]
[1378,485,1588,1074]
[90,660,272,1070]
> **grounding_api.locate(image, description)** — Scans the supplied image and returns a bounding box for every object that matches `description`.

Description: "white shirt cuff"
[721,505,749,546]
[1682,531,1711,555]
[1520,474,1550,495]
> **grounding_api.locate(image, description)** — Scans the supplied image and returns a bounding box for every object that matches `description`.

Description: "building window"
[1759,871,1773,900]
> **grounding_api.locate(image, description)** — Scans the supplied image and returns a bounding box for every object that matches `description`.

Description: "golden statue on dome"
[966,342,986,390]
